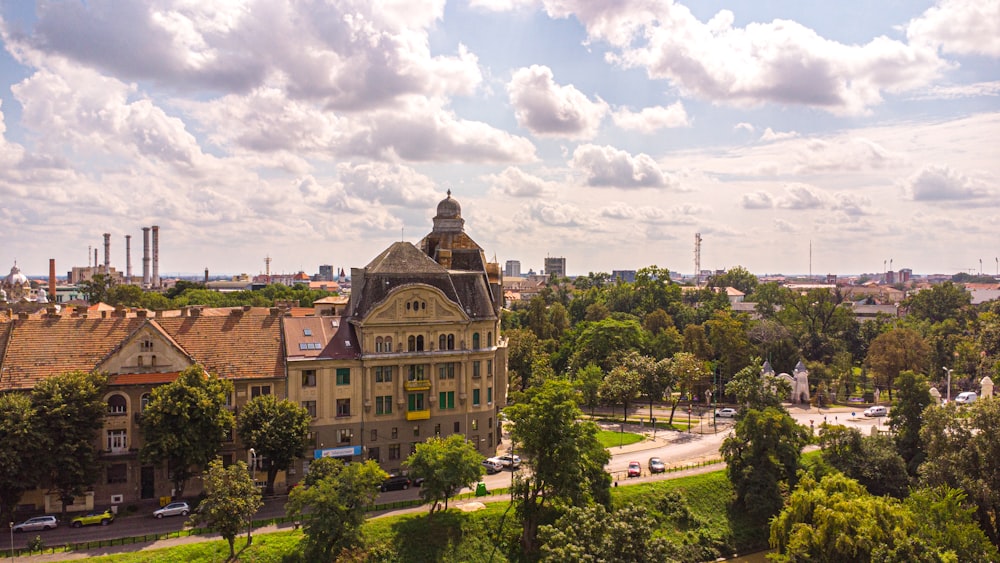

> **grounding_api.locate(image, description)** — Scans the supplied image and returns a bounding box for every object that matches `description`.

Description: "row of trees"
[0,365,314,524]
[77,275,336,310]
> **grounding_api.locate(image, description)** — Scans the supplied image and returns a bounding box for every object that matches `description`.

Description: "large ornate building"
[285,191,508,475]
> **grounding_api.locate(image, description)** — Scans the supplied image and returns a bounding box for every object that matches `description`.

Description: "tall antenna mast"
[694,233,702,287]
[809,240,812,279]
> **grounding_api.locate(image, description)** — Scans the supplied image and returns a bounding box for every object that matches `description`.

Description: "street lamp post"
[9,521,14,560]
[247,448,257,547]
[943,368,953,403]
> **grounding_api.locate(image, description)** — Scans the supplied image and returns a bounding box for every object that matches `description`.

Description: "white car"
[495,454,521,469]
[955,391,977,405]
[863,406,887,417]
[715,408,738,418]
[153,501,190,519]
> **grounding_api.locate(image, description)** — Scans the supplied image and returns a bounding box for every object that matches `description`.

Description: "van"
[863,405,887,417]
[955,391,977,405]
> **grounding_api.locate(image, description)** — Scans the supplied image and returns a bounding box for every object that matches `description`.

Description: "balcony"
[406,409,431,421]
[404,379,431,392]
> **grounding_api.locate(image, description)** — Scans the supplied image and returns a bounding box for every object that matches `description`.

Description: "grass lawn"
[595,429,645,448]
[53,467,765,562]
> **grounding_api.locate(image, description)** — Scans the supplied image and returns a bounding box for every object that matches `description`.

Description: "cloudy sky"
[1,0,998,280]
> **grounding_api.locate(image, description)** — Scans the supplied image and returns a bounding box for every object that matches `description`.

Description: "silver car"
[13,516,58,532]
[153,501,190,519]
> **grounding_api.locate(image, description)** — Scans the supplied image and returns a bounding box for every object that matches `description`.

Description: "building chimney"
[48,259,56,302]
[103,233,110,271]
[151,225,160,288]
[125,235,132,284]
[142,227,151,287]
[204,267,209,284]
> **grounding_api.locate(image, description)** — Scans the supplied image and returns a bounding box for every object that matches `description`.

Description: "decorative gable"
[361,284,468,328]
[96,320,194,377]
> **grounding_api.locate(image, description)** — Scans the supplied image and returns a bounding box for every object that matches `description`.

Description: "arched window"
[487,332,493,347]
[408,335,416,352]
[107,394,127,415]
[140,393,151,412]
[406,302,411,311]
[472,333,480,349]
[137,356,144,367]
[416,335,424,351]
[447,334,455,350]
[385,336,393,352]
[439,335,446,350]
[376,336,384,353]
[413,300,420,311]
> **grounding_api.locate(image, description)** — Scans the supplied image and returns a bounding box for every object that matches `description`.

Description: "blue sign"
[314,446,362,459]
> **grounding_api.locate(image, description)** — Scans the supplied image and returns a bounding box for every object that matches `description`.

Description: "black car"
[380,475,412,492]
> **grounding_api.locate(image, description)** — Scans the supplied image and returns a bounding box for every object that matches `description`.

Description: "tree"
[140,365,235,498]
[106,284,144,308]
[600,365,642,422]
[190,459,262,559]
[724,358,790,412]
[538,504,672,562]
[0,393,42,523]
[31,371,107,517]
[865,328,931,399]
[708,265,758,295]
[404,434,483,513]
[572,364,603,415]
[78,273,114,305]
[818,425,908,498]
[508,379,611,555]
[919,399,1000,545]
[681,324,713,360]
[505,328,538,392]
[638,355,673,421]
[889,370,933,473]
[664,352,708,424]
[721,407,809,520]
[904,281,972,324]
[567,318,646,373]
[285,457,386,561]
[235,395,311,495]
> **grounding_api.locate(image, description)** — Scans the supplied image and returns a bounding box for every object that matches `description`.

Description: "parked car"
[71,509,114,528]
[496,454,521,469]
[153,501,190,519]
[955,391,978,405]
[648,457,665,474]
[627,461,641,478]
[863,405,887,417]
[380,475,412,492]
[482,458,504,474]
[715,408,738,418]
[12,516,57,533]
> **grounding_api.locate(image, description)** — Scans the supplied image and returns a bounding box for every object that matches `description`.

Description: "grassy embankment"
[68,469,767,563]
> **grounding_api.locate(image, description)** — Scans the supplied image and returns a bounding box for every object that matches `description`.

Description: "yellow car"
[71,509,114,528]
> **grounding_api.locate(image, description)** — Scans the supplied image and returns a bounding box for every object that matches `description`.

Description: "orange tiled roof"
[154,312,284,380]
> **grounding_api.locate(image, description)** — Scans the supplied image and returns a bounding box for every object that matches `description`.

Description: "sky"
[0,0,998,280]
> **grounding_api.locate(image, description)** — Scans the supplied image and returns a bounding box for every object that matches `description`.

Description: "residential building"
[504,260,521,278]
[285,191,508,476]
[544,256,566,278]
[318,264,334,281]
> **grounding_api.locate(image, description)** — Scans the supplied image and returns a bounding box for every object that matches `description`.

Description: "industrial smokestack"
[49,259,56,301]
[151,225,160,288]
[142,227,151,287]
[204,267,209,284]
[103,233,111,272]
[125,235,132,284]
[94,248,98,269]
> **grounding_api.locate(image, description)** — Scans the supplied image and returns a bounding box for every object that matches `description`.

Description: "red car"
[627,461,641,478]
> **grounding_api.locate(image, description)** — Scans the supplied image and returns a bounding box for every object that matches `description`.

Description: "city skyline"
[0,1,998,278]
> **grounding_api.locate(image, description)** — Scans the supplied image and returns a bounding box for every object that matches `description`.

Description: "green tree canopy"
[904,281,972,324]
[285,457,386,561]
[818,424,908,498]
[572,364,603,416]
[190,459,263,558]
[404,434,483,513]
[599,365,642,422]
[31,370,108,516]
[235,395,312,495]
[708,265,758,295]
[508,379,611,555]
[865,328,931,398]
[724,358,791,412]
[0,392,42,522]
[566,318,646,373]
[721,407,809,521]
[889,370,933,473]
[140,365,235,498]
[538,503,672,562]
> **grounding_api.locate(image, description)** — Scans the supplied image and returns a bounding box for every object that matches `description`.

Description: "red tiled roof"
[154,313,284,380]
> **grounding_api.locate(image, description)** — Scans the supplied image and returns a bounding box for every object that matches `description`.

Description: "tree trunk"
[266,464,279,496]
[227,537,235,559]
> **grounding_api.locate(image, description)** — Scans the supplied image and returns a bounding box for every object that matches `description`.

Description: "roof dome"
[4,264,28,287]
[435,190,461,219]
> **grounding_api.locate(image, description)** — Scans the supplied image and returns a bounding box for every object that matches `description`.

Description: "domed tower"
[2,263,31,301]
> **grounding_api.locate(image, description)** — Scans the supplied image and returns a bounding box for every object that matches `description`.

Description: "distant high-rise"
[319,264,334,281]
[544,257,566,278]
[612,270,636,283]
[504,260,521,278]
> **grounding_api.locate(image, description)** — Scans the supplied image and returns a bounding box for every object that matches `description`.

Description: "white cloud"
[469,0,538,10]
[760,128,799,142]
[793,137,899,174]
[741,191,774,209]
[908,81,1000,100]
[906,0,1000,57]
[507,65,608,139]
[485,167,558,197]
[776,183,829,209]
[570,144,674,188]
[544,0,947,115]
[734,122,755,133]
[337,162,440,207]
[905,165,990,201]
[525,200,597,228]
[612,101,690,132]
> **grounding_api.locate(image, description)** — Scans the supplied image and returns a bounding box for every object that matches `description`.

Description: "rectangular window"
[375,366,393,383]
[473,361,481,378]
[302,400,317,418]
[389,444,401,460]
[371,429,377,442]
[301,370,317,387]
[472,419,478,430]
[488,387,493,404]
[392,427,398,439]
[251,385,272,399]
[438,363,455,380]
[336,368,351,385]
[408,393,425,411]
[107,429,127,452]
[487,360,493,377]
[107,463,127,484]
[413,426,420,437]
[408,365,426,380]
[368,446,379,461]
[336,398,351,417]
[473,388,481,406]
[434,424,441,437]
[376,395,393,415]
[338,429,352,443]
[437,391,455,410]
[454,421,460,433]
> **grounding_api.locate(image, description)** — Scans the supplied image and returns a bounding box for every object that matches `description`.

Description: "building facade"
[544,256,566,278]
[504,260,521,278]
[285,192,508,475]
